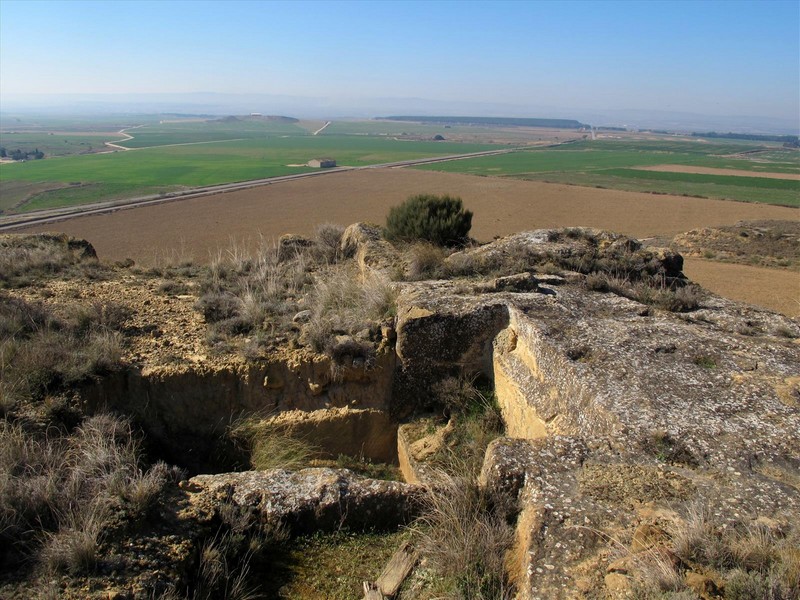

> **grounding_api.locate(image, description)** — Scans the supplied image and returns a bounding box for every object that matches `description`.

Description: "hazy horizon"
[1,0,798,133]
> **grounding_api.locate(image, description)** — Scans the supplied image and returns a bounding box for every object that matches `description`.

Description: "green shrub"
[385,194,473,247]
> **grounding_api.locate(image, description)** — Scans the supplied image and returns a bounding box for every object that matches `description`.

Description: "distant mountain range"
[1,93,797,135]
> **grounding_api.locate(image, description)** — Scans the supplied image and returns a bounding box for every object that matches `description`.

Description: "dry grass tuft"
[39,504,107,574]
[228,417,317,471]
[303,267,396,354]
[0,295,127,407]
[406,242,448,280]
[0,234,100,288]
[585,272,704,312]
[412,468,515,600]
[626,504,800,599]
[0,414,169,571]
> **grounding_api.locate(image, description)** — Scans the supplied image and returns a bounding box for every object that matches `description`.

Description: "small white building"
[307,158,337,168]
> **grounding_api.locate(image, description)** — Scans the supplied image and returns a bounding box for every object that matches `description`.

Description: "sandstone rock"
[630,523,668,553]
[292,309,312,323]
[188,468,422,534]
[263,407,398,462]
[409,419,454,462]
[604,572,631,597]
[685,571,722,599]
[340,222,402,274]
[278,233,314,252]
[476,273,539,293]
[395,286,509,373]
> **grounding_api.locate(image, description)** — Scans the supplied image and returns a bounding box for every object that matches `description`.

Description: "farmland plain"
[415,139,800,206]
[0,130,118,157]
[115,117,309,148]
[0,133,499,213]
[2,117,798,216]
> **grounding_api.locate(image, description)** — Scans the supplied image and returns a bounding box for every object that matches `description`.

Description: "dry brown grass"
[585,272,704,312]
[303,266,396,354]
[412,468,515,600]
[625,504,800,599]
[0,233,105,289]
[0,294,127,407]
[406,242,449,280]
[228,417,317,471]
[0,415,170,572]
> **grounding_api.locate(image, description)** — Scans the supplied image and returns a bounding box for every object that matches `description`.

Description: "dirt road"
[312,121,331,135]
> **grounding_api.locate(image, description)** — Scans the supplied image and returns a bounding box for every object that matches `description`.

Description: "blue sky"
[1,0,798,120]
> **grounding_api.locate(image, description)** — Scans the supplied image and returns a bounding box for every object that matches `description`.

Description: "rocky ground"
[671,219,800,271]
[1,226,798,599]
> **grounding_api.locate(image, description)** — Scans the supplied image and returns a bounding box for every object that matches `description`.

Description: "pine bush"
[385,194,472,247]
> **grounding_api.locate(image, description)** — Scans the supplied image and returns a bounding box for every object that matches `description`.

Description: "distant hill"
[380,116,589,129]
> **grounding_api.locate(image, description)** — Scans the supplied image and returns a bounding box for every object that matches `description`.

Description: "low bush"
[315,223,346,263]
[385,194,473,247]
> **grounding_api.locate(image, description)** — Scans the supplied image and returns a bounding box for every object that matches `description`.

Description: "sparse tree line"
[0,146,45,160]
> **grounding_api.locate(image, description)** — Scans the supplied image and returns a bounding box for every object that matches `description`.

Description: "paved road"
[0,147,519,231]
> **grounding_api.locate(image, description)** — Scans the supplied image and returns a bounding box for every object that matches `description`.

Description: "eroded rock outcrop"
[382,229,799,598]
[186,468,422,534]
[4,227,798,599]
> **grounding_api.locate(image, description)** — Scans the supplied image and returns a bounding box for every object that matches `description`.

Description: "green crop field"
[116,118,310,148]
[415,140,800,207]
[0,135,498,213]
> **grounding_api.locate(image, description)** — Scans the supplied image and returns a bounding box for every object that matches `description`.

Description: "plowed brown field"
[636,165,800,180]
[19,168,799,315]
[683,259,799,317]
